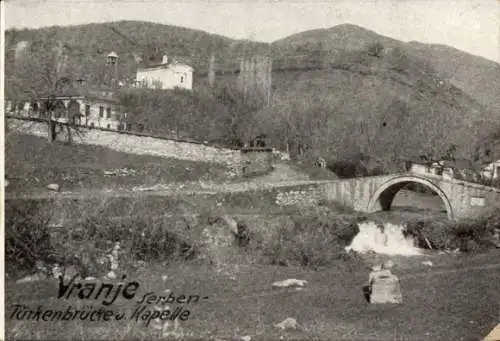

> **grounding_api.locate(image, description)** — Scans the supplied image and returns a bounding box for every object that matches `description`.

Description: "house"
[407,159,481,181]
[481,160,500,180]
[5,83,127,131]
[136,54,193,90]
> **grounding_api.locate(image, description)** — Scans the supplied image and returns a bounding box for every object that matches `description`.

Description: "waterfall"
[346,221,423,256]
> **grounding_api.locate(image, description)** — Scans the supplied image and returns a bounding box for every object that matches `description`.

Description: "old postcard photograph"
[2,0,500,340]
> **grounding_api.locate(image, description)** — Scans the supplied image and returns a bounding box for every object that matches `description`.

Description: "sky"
[4,0,500,62]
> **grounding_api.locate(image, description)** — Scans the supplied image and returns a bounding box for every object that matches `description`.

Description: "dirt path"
[5,177,333,200]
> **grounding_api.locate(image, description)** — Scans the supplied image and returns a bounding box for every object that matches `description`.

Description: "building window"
[180,76,184,83]
[85,105,90,116]
[106,108,111,118]
[107,124,111,129]
[99,106,104,117]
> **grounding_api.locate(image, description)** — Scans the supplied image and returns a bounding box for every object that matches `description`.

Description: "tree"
[366,42,384,57]
[388,47,410,73]
[8,40,84,144]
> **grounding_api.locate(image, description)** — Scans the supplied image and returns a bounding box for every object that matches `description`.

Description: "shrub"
[260,213,360,268]
[404,211,500,251]
[388,47,410,73]
[366,42,384,57]
[404,219,453,249]
[327,160,368,178]
[5,200,55,276]
[5,199,200,278]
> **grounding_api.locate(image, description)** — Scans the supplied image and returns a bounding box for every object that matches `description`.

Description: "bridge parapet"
[317,172,500,221]
[406,171,500,193]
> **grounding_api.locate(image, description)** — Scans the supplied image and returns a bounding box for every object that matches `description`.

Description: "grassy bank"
[5,254,500,341]
[5,133,229,194]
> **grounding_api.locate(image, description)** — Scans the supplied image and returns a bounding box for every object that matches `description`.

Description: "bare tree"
[9,40,84,144]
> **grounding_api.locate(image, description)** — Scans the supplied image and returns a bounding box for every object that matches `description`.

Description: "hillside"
[249,47,491,167]
[272,23,401,56]
[405,41,500,114]
[4,20,269,87]
[6,21,497,111]
[5,21,499,168]
[271,23,500,121]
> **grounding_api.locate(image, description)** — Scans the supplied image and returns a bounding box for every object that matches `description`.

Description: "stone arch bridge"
[317,172,500,220]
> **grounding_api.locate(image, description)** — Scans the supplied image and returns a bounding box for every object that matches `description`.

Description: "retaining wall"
[8,118,243,169]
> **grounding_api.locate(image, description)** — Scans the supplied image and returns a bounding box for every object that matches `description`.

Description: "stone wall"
[275,187,321,207]
[8,118,242,170]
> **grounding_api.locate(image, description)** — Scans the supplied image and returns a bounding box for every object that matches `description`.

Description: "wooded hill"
[5,21,500,171]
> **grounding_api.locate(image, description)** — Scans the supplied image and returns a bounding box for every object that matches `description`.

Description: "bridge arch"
[367,176,454,220]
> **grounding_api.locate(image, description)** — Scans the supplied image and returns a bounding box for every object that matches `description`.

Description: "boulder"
[275,317,298,330]
[47,183,60,191]
[368,269,403,304]
[272,279,308,288]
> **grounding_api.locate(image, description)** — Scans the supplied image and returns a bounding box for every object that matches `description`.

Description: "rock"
[47,183,60,191]
[105,271,117,280]
[274,317,298,330]
[368,269,403,304]
[84,276,97,281]
[241,336,252,341]
[17,273,46,283]
[272,279,308,288]
[422,260,433,266]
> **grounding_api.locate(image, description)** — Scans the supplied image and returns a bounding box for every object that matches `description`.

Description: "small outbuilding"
[240,147,274,177]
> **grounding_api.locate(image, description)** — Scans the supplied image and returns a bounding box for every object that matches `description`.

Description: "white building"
[136,55,193,90]
[5,86,127,131]
[482,160,500,180]
[408,160,475,181]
